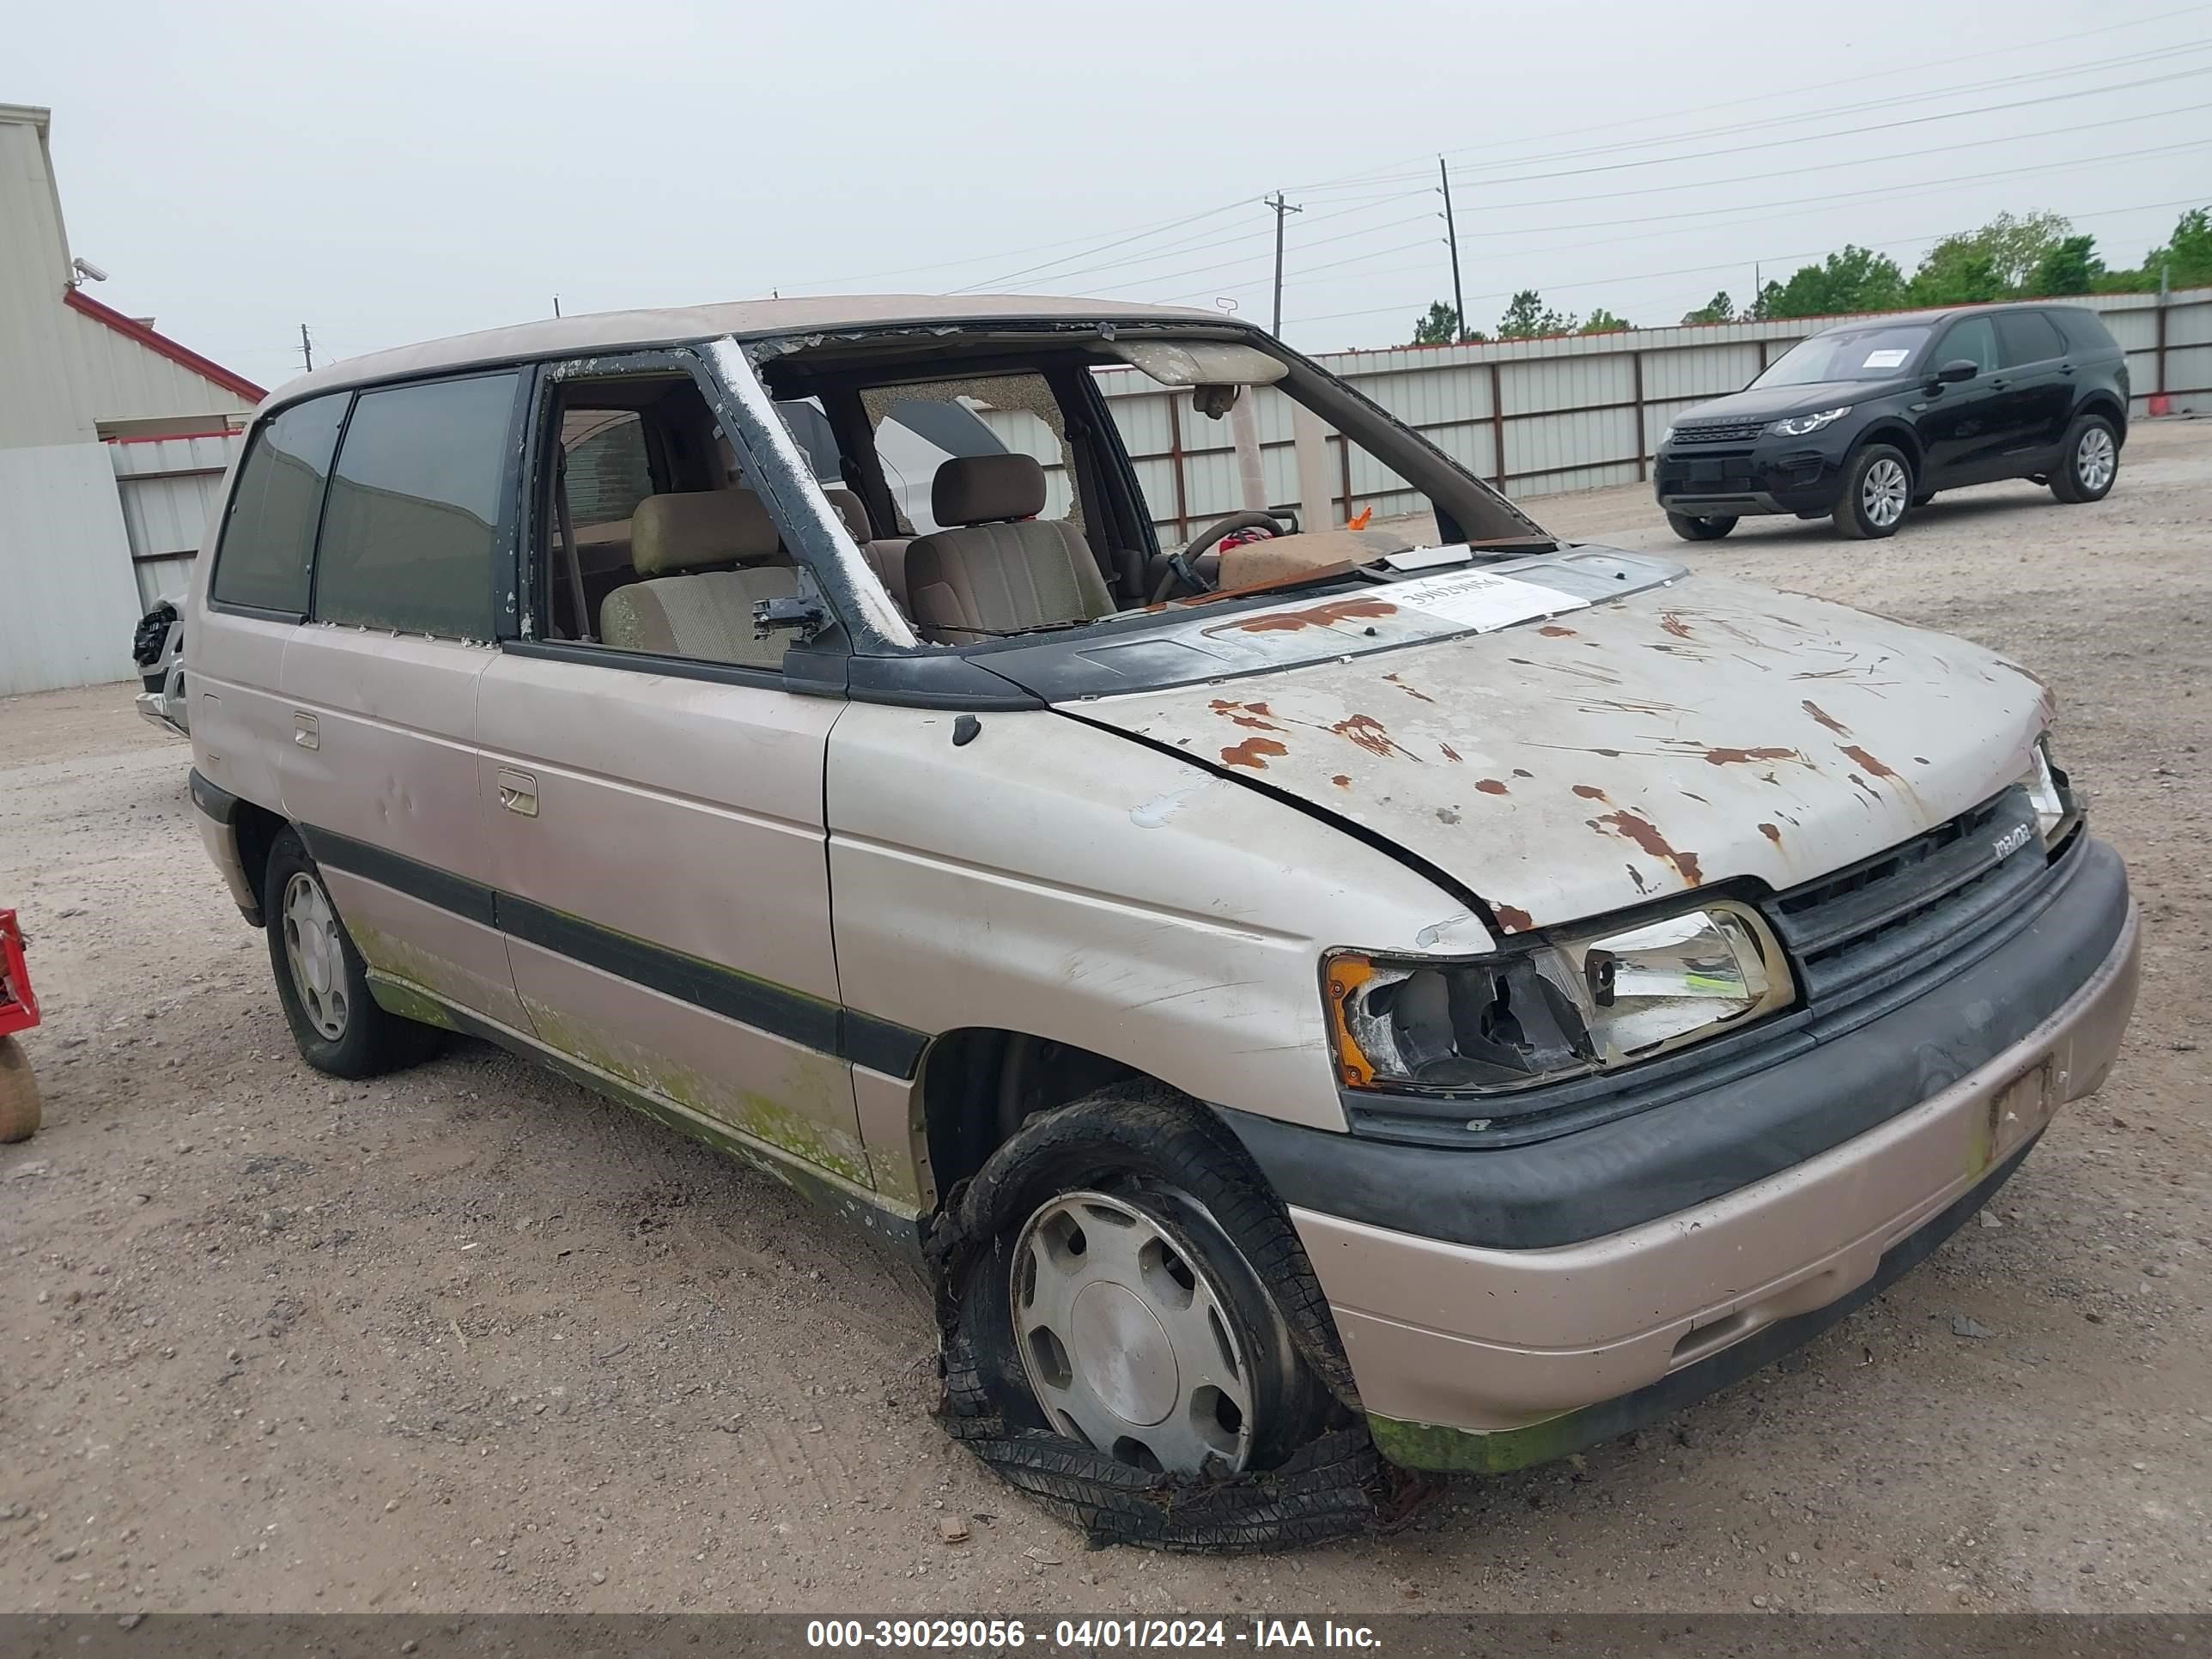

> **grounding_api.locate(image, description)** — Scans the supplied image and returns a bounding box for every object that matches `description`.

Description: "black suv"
[1654,302,2129,540]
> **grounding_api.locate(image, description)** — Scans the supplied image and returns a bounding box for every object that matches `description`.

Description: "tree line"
[1407,205,2211,345]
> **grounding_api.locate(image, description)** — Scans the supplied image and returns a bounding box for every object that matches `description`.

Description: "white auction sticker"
[1389,568,1589,631]
[1863,348,1911,368]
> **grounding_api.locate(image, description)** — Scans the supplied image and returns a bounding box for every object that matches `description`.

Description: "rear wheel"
[0,1036,40,1144]
[2051,414,2118,503]
[1835,443,1912,538]
[264,830,442,1079]
[1666,512,1736,542]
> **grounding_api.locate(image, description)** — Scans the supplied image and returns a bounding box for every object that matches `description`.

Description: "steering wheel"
[1153,510,1296,601]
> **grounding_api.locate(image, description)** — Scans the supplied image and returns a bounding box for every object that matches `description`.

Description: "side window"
[1937,316,1999,376]
[314,373,520,638]
[1996,312,2067,368]
[210,394,346,613]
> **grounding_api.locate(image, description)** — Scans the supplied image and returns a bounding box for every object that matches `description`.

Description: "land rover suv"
[184,296,2140,1548]
[1656,302,2129,540]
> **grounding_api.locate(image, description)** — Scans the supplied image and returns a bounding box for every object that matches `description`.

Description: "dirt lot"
[3,422,2207,1616]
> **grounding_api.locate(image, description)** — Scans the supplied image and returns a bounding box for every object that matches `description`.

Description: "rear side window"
[562,410,653,529]
[1997,312,2066,368]
[210,394,347,614]
[314,374,520,638]
[2051,306,2119,356]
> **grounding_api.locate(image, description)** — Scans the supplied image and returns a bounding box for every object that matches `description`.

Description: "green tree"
[2136,206,2212,289]
[2026,234,2102,296]
[1905,210,2074,305]
[1905,242,2006,307]
[1762,245,1906,319]
[1408,301,1461,346]
[1580,307,1632,334]
[1497,289,1577,339]
[1679,291,1735,325]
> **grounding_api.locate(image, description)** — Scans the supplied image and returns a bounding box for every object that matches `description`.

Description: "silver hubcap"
[1010,1190,1255,1475]
[2077,426,2115,491]
[282,871,349,1041]
[1861,457,1909,527]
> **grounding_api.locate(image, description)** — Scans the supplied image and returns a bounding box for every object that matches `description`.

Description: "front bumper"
[1654,442,1844,517]
[1293,896,2139,1466]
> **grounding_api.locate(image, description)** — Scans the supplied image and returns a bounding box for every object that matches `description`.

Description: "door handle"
[496,768,539,817]
[1989,378,2009,390]
[292,712,319,750]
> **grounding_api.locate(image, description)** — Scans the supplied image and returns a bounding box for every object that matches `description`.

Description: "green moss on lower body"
[1366,1408,1595,1474]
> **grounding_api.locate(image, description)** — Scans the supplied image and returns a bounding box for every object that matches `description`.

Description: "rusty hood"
[1067,568,2052,935]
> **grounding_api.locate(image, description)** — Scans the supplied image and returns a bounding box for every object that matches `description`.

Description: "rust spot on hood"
[1660,611,1694,640]
[1571,784,1607,800]
[1839,743,1900,782]
[1493,904,1534,934]
[1382,672,1436,703]
[1801,699,1850,737]
[1333,714,1415,760]
[1705,746,1801,767]
[1538,624,1577,637]
[1474,778,1508,795]
[1221,737,1289,771]
[1439,743,1463,763]
[1331,773,1352,788]
[1209,698,1283,732]
[1231,597,1399,634]
[1759,822,1783,845]
[1595,809,1704,887]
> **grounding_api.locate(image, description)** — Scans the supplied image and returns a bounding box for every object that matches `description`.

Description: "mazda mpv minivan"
[185,296,2140,1547]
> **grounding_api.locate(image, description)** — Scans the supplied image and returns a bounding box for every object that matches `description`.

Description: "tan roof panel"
[268,294,1228,404]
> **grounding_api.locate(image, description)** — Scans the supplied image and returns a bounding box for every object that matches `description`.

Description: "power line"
[1279,194,2209,332]
[1282,3,2212,196]
[1097,104,2209,304]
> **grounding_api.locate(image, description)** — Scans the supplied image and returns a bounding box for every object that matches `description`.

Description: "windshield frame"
[696,319,1555,682]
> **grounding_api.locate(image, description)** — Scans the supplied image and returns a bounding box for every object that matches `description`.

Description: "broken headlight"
[1324,902,1793,1096]
[2020,735,2078,848]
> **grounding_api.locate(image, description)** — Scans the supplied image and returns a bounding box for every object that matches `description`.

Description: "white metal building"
[1,103,264,696]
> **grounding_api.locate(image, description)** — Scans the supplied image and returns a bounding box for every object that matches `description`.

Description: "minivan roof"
[267,295,1227,406]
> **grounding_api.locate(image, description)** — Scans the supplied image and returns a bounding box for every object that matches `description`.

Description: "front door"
[274,371,531,1030]
[1917,314,2035,485]
[475,358,871,1190]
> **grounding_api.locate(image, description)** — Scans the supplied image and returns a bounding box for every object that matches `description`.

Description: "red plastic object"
[0,910,39,1037]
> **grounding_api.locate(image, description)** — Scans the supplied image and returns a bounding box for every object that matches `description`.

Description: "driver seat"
[904,455,1115,640]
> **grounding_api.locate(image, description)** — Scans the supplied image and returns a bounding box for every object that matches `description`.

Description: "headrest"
[932,453,1046,527]
[821,486,872,543]
[630,489,781,576]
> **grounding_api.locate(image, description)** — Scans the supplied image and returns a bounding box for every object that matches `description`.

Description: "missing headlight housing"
[2019,735,2078,848]
[1325,901,1792,1096]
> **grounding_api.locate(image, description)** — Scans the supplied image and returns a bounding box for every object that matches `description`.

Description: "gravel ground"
[2,422,2206,1616]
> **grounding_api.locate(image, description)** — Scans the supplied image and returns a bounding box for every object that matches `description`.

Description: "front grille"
[1766,787,2051,1010]
[1672,422,1767,444]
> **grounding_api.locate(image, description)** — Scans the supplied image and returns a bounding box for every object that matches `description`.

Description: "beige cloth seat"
[904,455,1114,640]
[599,489,797,668]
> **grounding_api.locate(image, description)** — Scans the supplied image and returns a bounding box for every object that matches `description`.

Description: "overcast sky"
[15,0,2210,388]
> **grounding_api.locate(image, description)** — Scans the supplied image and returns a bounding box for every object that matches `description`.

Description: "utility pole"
[553,295,562,318]
[1438,158,1465,342]
[299,324,313,374]
[1267,192,1303,337]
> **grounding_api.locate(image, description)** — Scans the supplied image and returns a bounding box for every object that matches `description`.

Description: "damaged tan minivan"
[185,297,2140,1547]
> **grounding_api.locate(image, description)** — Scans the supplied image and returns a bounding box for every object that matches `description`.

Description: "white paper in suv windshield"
[1388,566,1589,632]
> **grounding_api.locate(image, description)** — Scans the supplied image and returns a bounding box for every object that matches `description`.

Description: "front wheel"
[934,1085,1400,1549]
[263,830,442,1079]
[1835,444,1912,538]
[2051,415,2119,504]
[1666,511,1736,542]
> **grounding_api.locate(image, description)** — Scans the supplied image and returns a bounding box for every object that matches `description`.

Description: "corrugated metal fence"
[107,430,244,608]
[988,287,2211,538]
